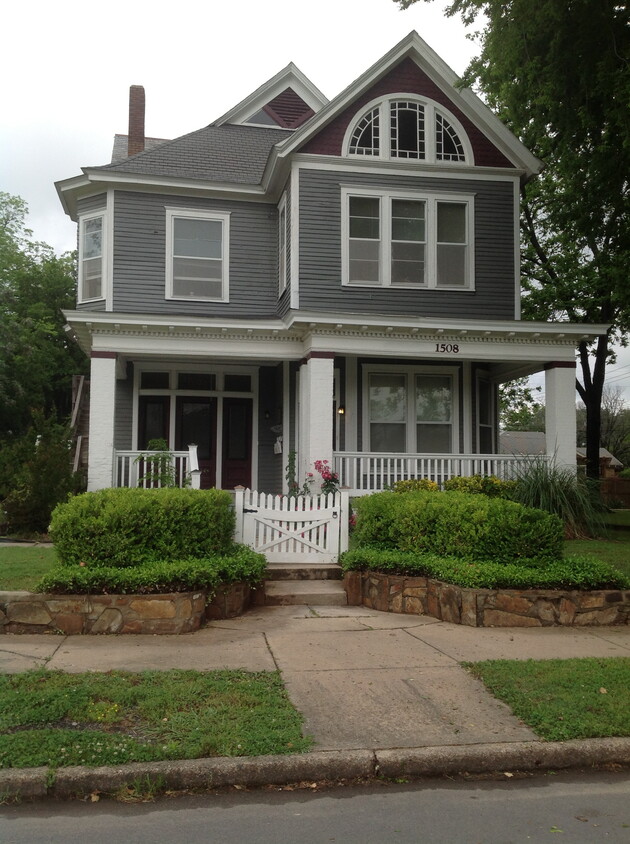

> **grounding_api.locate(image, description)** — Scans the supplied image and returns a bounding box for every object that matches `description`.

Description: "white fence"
[334,452,547,495]
[234,488,349,563]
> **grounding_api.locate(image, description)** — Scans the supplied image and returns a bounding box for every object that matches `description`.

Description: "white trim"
[77,207,107,305]
[165,207,230,303]
[278,193,287,295]
[105,189,114,311]
[290,161,300,309]
[282,360,290,493]
[342,93,474,166]
[341,185,475,291]
[295,156,521,183]
[362,363,460,455]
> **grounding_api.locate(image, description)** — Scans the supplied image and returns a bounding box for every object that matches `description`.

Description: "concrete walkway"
[1,605,630,798]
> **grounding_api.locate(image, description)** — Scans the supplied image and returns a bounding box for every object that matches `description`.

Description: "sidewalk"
[1,605,630,798]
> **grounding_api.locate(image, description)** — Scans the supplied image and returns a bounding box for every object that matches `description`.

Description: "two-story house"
[57,32,606,497]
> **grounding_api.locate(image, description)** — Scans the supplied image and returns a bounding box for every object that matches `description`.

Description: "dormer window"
[344,96,470,164]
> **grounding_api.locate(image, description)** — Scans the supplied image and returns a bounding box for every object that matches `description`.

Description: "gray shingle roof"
[93,124,292,185]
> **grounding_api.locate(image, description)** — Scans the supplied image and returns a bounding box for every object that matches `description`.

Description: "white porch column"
[545,362,577,470]
[87,352,117,491]
[298,353,335,483]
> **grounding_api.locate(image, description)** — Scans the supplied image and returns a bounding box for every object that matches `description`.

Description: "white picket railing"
[334,452,548,495]
[234,487,349,563]
[114,450,191,488]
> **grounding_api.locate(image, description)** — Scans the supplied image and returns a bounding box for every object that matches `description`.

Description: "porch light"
[338,406,345,415]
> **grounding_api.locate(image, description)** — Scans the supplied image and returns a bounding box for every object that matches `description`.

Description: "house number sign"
[435,343,460,353]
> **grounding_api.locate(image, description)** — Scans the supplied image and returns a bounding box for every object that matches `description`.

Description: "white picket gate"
[234,488,349,564]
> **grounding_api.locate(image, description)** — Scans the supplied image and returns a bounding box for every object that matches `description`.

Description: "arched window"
[345,97,470,165]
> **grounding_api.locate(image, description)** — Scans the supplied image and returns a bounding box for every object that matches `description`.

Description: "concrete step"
[264,580,348,607]
[264,564,342,581]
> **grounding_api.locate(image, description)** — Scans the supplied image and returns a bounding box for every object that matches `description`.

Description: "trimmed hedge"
[352,490,563,565]
[340,547,630,591]
[442,474,515,498]
[36,546,266,595]
[49,488,235,568]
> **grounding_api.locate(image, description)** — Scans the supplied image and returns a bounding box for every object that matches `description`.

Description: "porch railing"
[114,451,191,488]
[333,452,549,495]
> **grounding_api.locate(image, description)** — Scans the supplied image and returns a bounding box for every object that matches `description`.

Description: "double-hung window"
[278,196,287,295]
[166,208,230,301]
[343,188,473,290]
[366,368,457,453]
[78,212,105,302]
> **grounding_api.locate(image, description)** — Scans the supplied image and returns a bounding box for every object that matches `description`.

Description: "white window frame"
[165,207,230,303]
[341,186,475,291]
[78,210,106,303]
[362,364,460,454]
[343,94,473,164]
[278,194,287,295]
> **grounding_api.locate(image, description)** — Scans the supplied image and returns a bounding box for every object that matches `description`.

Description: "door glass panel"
[179,401,212,459]
[139,397,169,449]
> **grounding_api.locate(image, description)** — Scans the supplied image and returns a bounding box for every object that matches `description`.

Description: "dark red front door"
[221,397,252,490]
[176,397,217,489]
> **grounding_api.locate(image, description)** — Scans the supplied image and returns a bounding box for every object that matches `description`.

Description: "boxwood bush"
[340,547,630,591]
[36,546,266,595]
[50,488,235,568]
[352,490,563,565]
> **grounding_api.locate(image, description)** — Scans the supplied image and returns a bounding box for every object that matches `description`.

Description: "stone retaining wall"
[344,572,630,627]
[0,582,253,635]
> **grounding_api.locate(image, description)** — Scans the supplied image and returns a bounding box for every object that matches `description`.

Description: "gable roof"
[214,63,328,126]
[269,31,542,180]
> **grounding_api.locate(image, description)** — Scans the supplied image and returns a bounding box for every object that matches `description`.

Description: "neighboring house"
[57,32,607,496]
[500,432,623,478]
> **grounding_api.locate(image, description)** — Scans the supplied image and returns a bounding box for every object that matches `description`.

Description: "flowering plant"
[313,459,339,496]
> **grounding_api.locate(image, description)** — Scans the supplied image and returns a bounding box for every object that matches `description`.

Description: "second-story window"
[278,197,287,295]
[78,213,105,301]
[343,188,473,290]
[166,208,230,302]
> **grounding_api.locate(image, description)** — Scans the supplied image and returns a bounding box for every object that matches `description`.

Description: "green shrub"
[391,478,440,493]
[49,487,235,567]
[36,546,266,595]
[510,459,607,538]
[340,547,629,591]
[352,490,563,565]
[442,474,516,498]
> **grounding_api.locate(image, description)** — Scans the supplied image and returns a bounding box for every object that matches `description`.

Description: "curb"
[1,739,629,801]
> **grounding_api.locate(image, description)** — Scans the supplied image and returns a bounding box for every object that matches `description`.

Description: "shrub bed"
[352,490,563,565]
[50,488,235,567]
[340,547,630,591]
[36,546,266,595]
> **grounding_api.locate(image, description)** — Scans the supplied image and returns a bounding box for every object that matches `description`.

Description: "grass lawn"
[0,668,312,769]
[0,545,57,591]
[565,511,630,580]
[467,657,630,741]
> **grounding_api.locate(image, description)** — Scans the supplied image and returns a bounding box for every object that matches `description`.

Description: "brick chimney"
[127,85,145,157]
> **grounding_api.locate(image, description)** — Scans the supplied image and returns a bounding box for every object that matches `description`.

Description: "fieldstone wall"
[0,582,253,635]
[344,572,630,627]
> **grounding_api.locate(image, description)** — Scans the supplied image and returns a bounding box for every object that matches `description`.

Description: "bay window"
[79,213,104,301]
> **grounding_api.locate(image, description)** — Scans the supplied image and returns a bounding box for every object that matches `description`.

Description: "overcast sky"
[3,0,629,399]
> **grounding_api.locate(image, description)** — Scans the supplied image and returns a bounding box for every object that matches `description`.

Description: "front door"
[176,397,217,489]
[221,397,252,490]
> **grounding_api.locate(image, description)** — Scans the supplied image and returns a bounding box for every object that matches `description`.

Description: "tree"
[499,378,545,431]
[395,1,630,477]
[0,192,86,437]
[577,387,630,468]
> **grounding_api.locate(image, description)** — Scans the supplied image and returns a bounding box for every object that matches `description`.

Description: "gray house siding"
[112,191,279,317]
[114,371,134,450]
[298,169,516,320]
